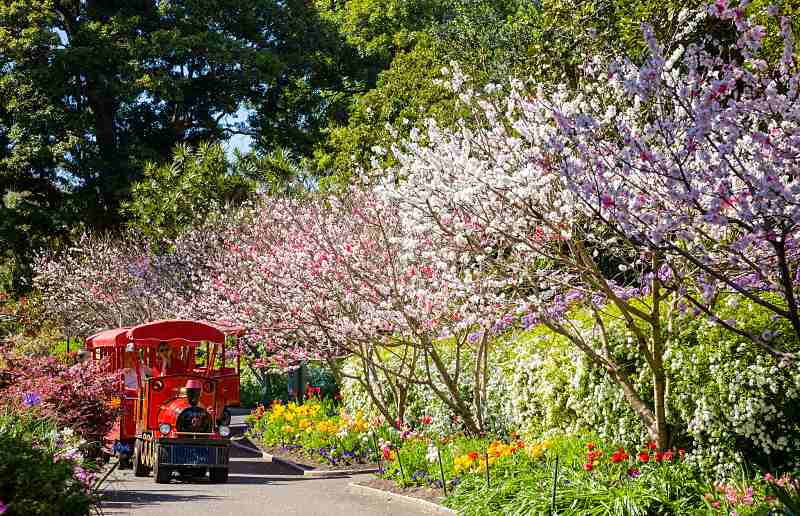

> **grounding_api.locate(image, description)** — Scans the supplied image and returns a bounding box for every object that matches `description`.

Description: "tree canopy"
[3,0,798,292]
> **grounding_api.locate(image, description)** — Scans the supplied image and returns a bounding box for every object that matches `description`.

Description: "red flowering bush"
[0,351,119,443]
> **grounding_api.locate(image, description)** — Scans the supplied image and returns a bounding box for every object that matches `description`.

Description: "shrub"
[0,351,119,443]
[501,298,800,476]
[0,409,100,516]
[343,296,800,475]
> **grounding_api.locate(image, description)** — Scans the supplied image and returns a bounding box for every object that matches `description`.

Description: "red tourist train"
[85,319,244,483]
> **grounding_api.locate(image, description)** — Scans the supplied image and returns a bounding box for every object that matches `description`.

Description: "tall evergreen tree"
[0,0,373,291]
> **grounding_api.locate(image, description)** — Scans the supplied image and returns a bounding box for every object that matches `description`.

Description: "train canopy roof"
[86,320,236,348]
[127,320,225,345]
[86,327,131,348]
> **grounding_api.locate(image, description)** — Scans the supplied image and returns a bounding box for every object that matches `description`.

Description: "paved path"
[101,436,435,516]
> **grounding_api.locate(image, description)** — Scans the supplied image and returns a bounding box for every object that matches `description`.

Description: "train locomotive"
[86,319,244,483]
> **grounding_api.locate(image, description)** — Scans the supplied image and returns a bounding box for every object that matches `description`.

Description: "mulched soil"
[356,477,446,505]
[259,444,379,472]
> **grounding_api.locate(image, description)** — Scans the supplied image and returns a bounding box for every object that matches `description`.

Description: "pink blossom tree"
[201,192,511,432]
[34,233,182,337]
[376,5,799,448]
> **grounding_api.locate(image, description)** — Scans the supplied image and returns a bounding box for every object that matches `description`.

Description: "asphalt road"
[101,418,436,516]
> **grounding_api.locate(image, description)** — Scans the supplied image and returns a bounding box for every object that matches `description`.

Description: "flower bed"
[377,434,800,516]
[246,396,381,471]
[248,396,799,513]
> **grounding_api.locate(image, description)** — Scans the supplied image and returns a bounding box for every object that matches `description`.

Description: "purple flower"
[22,392,41,407]
[411,470,428,483]
[73,465,95,489]
[0,500,7,515]
[467,331,483,343]
[522,314,539,329]
[565,289,584,304]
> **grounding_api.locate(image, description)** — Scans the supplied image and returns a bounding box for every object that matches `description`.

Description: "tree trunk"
[650,254,669,450]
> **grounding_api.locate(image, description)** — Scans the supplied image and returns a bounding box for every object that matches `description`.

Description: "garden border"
[259,450,379,476]
[348,481,457,515]
[248,435,380,476]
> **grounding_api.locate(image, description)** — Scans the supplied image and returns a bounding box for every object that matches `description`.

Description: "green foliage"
[122,142,255,243]
[314,34,457,184]
[239,367,287,408]
[502,298,800,476]
[312,0,717,181]
[0,0,375,291]
[0,410,98,516]
[240,364,338,407]
[343,294,800,476]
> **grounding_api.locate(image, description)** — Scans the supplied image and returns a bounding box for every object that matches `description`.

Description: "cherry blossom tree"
[198,191,512,433]
[376,5,799,448]
[547,5,800,357]
[34,233,181,337]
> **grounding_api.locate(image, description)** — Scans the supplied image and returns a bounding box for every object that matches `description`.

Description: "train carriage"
[86,319,243,483]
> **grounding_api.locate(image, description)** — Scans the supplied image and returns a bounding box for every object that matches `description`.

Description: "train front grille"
[159,444,229,466]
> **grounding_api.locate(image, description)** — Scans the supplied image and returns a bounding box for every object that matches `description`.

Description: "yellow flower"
[453,452,479,473]
[527,440,552,459]
[282,425,295,434]
[284,411,295,422]
[316,420,337,434]
[298,419,312,430]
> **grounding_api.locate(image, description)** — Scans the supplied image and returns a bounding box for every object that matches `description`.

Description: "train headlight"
[158,423,172,436]
[218,425,231,437]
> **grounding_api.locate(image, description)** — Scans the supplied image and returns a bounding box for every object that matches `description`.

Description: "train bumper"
[156,438,230,468]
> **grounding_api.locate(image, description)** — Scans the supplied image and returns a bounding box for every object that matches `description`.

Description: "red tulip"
[611,449,628,463]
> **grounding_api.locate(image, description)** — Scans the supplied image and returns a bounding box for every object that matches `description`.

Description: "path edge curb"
[252,439,378,476]
[230,439,263,456]
[303,467,379,477]
[260,451,310,472]
[248,438,311,470]
[348,481,457,515]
